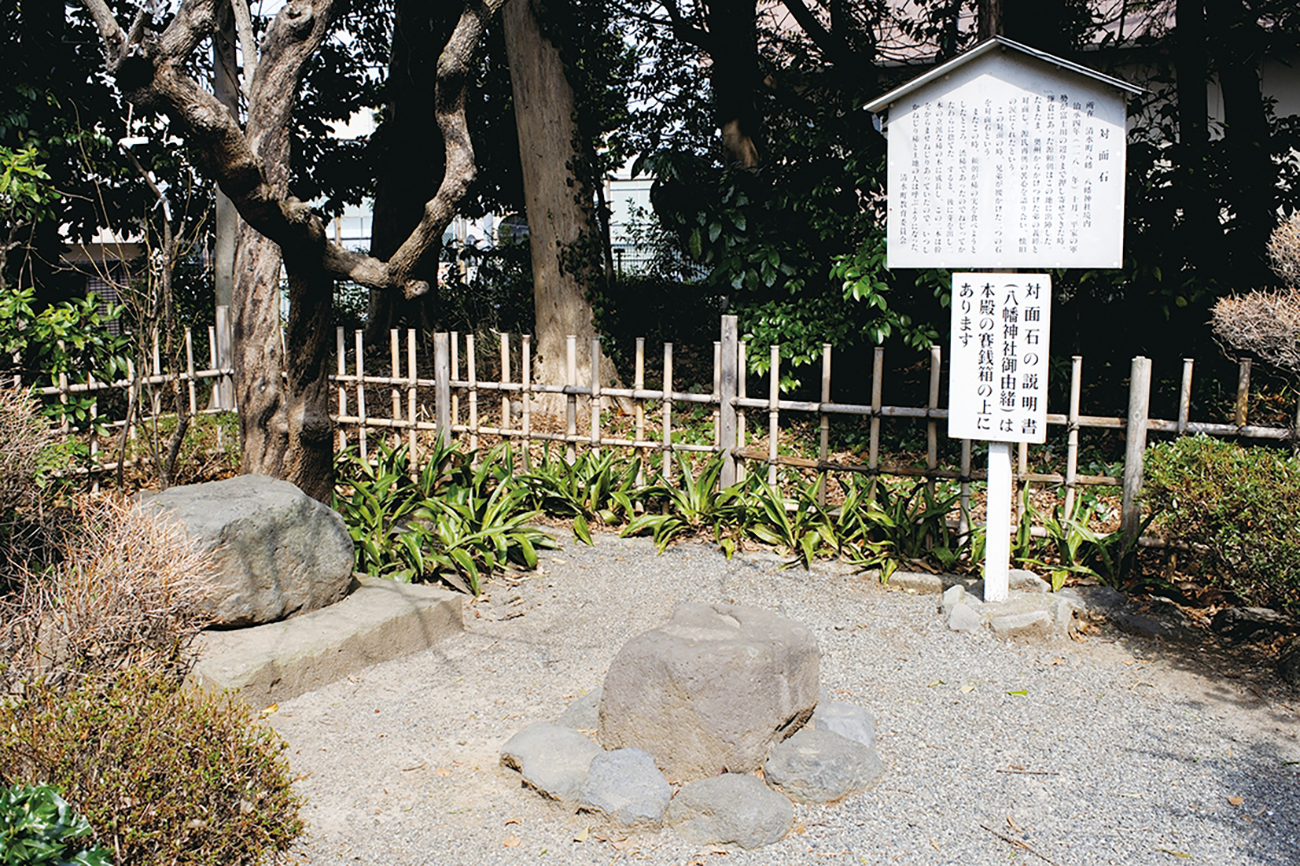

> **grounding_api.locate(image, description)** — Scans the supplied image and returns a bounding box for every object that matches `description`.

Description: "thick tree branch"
[779,0,855,67]
[80,0,127,68]
[659,0,712,51]
[385,0,505,291]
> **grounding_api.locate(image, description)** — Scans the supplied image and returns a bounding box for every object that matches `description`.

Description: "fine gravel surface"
[272,532,1300,866]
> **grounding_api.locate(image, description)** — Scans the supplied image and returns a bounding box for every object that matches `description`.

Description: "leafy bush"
[621,453,748,554]
[0,670,302,865]
[0,782,111,866]
[519,446,641,544]
[0,498,212,694]
[335,440,556,594]
[1144,435,1300,613]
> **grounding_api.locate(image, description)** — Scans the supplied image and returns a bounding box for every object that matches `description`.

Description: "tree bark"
[705,0,760,168]
[365,0,456,342]
[80,0,503,500]
[502,0,620,415]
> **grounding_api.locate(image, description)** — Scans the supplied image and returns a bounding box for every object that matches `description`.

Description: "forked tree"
[78,0,502,501]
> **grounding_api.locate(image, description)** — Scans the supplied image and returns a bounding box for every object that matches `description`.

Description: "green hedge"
[1144,435,1300,614]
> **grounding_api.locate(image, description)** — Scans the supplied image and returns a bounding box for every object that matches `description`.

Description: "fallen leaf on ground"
[260,704,279,717]
[502,837,521,848]
[574,828,589,842]
[1228,796,1245,806]
[927,680,944,687]
[1005,689,1028,696]
[435,767,451,778]
[960,685,975,694]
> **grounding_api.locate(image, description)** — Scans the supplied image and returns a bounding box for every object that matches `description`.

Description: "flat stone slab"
[501,721,603,803]
[189,576,462,707]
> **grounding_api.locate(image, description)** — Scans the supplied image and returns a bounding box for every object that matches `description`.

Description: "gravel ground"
[272,532,1300,866]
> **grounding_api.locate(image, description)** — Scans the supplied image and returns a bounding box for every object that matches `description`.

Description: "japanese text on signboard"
[948,273,1052,444]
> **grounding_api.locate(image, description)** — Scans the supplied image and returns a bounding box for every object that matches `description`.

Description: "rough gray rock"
[1211,607,1295,642]
[1279,636,1300,687]
[1058,585,1127,613]
[811,698,876,752]
[947,602,984,633]
[557,687,602,731]
[578,748,672,828]
[668,773,793,848]
[1008,569,1050,593]
[598,602,819,781]
[764,727,883,803]
[138,474,354,627]
[499,721,602,803]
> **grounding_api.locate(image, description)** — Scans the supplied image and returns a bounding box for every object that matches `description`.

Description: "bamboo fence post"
[869,347,883,490]
[502,332,512,436]
[712,340,721,452]
[634,336,646,483]
[451,331,460,429]
[818,343,832,505]
[566,335,578,464]
[390,329,402,447]
[1017,441,1029,526]
[1121,356,1152,539]
[737,341,747,482]
[768,343,779,488]
[1235,359,1251,427]
[355,330,368,460]
[927,344,940,497]
[1064,355,1082,517]
[467,334,479,453]
[1178,358,1193,435]
[185,328,196,418]
[719,316,738,489]
[336,327,348,452]
[522,335,532,468]
[88,371,98,492]
[151,329,162,418]
[407,329,418,460]
[662,342,673,482]
[590,337,601,453]
[434,332,451,447]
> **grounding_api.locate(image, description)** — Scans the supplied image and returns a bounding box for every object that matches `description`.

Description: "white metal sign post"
[948,274,1052,601]
[867,37,1139,603]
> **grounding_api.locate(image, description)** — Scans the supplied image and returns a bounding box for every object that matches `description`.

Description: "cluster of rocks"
[500,603,882,849]
[137,474,355,627]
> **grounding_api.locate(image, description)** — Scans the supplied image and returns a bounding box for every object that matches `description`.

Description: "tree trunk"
[705,0,760,168]
[1175,0,1216,274]
[502,0,620,415]
[365,0,455,343]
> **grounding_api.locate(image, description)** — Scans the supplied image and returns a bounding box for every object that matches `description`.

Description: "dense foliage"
[0,783,111,866]
[1144,435,1300,615]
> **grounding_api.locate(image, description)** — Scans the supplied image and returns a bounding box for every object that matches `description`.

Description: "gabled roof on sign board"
[864,36,1144,114]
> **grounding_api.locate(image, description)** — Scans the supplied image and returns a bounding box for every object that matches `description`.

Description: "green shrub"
[0,782,111,866]
[1144,435,1300,613]
[0,670,302,865]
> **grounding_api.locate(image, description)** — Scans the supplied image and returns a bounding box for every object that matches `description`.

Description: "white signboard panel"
[949,273,1052,443]
[884,52,1126,269]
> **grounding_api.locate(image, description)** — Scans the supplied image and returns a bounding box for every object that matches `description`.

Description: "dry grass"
[0,387,50,515]
[0,497,214,694]
[1268,210,1300,287]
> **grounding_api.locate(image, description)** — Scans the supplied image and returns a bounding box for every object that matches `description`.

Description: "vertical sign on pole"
[949,274,1052,602]
[867,37,1139,603]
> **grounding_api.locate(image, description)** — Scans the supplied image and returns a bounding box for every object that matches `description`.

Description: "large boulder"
[598,602,819,781]
[138,475,354,627]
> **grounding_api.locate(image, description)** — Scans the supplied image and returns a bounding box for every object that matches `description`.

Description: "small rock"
[811,700,876,751]
[941,584,966,616]
[1108,606,1195,643]
[557,688,602,731]
[948,603,984,633]
[1279,636,1300,687]
[1008,569,1050,593]
[668,774,793,849]
[579,748,672,828]
[990,610,1054,640]
[500,721,602,803]
[1211,607,1295,642]
[887,571,946,594]
[764,728,883,803]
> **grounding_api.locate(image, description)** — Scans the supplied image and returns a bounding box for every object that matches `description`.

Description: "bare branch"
[658,0,712,50]
[78,0,128,69]
[779,0,855,67]
[230,0,261,102]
